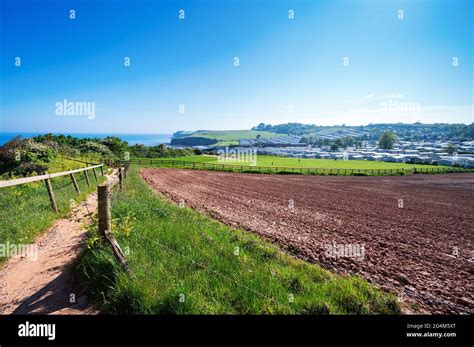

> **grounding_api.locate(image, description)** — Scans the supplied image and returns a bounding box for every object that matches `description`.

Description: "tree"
[330,144,339,152]
[101,136,129,157]
[378,131,396,149]
[156,144,167,157]
[446,144,458,154]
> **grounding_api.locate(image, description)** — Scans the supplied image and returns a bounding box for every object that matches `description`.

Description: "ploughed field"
[141,169,474,314]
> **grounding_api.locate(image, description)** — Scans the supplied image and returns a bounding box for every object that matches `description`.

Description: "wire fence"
[122,158,473,176]
[0,164,105,213]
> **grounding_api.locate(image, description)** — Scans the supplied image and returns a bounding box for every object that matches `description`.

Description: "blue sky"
[0,0,472,134]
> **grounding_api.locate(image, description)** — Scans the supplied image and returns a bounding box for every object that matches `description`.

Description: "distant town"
[240,136,474,168]
[171,122,474,168]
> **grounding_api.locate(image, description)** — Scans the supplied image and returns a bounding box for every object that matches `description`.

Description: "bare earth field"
[141,169,474,314]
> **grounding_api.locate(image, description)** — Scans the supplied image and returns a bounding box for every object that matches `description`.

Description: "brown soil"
[141,168,474,314]
[0,171,118,314]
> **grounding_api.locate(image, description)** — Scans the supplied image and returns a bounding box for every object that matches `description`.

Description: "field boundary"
[0,168,122,314]
[122,158,472,176]
[0,164,104,189]
[0,164,105,212]
[96,161,131,271]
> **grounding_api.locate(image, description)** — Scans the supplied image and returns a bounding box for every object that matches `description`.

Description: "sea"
[0,133,172,147]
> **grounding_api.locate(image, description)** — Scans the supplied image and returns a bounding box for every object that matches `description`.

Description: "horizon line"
[1,121,473,136]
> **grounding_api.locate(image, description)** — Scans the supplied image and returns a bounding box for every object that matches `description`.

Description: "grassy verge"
[230,155,449,170]
[186,130,278,141]
[174,130,279,147]
[0,165,106,263]
[133,155,449,170]
[128,156,465,176]
[77,166,401,314]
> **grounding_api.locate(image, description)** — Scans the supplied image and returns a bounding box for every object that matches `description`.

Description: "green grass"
[77,166,401,314]
[0,163,106,263]
[131,155,451,172]
[50,156,106,173]
[209,140,240,147]
[1,155,100,180]
[175,130,279,147]
[224,155,447,170]
[133,155,213,164]
[187,130,278,141]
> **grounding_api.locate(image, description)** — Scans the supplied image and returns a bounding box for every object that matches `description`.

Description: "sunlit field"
[132,155,450,170]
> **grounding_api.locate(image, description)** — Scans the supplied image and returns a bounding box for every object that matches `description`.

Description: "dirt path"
[0,170,118,315]
[141,169,474,314]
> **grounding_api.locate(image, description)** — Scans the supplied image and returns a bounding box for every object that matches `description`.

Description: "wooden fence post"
[44,178,59,213]
[98,183,129,272]
[70,173,80,194]
[92,167,98,182]
[98,184,111,238]
[83,170,90,187]
[100,165,104,176]
[119,168,123,190]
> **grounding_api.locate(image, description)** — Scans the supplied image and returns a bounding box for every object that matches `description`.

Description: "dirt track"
[141,169,474,314]
[0,171,118,314]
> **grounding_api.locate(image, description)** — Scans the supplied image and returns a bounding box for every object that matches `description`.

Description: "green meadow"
[184,130,278,146]
[133,154,449,171]
[187,130,278,141]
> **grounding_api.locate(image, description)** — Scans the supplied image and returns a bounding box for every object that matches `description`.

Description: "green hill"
[172,130,279,147]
